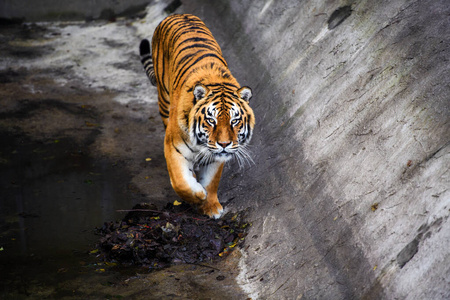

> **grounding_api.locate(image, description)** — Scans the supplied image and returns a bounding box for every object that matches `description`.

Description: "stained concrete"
[0,0,152,22]
[181,0,450,299]
[1,0,449,299]
[0,1,247,299]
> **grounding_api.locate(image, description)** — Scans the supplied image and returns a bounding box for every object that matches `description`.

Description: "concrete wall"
[181,1,449,299]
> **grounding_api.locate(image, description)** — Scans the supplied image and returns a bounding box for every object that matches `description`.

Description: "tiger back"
[140,14,255,218]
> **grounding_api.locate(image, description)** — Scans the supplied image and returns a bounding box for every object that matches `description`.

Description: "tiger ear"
[193,84,208,102]
[238,86,252,102]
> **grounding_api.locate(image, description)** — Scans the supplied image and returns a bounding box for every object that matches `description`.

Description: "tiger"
[139,14,255,219]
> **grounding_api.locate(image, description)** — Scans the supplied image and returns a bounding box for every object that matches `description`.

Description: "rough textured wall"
[182,0,449,299]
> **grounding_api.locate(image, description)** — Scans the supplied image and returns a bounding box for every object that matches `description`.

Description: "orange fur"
[140,14,255,218]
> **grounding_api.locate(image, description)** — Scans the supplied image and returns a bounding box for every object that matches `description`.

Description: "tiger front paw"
[199,200,223,219]
[172,181,206,204]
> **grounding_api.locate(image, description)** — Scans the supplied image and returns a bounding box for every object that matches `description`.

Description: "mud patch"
[95,202,250,268]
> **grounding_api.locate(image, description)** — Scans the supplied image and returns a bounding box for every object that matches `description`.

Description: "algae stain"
[328,6,353,30]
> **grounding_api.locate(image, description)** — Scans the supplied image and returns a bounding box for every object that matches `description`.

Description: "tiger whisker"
[233,145,254,169]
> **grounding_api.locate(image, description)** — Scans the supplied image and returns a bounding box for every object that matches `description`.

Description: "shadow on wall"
[182,0,450,299]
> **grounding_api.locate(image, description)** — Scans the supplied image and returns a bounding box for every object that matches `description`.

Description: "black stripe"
[223,91,240,100]
[158,102,169,116]
[181,135,194,153]
[140,55,152,64]
[142,59,153,67]
[193,119,200,145]
[159,93,170,105]
[158,86,170,105]
[159,105,169,116]
[186,82,237,93]
[175,52,198,70]
[158,16,182,36]
[174,53,228,89]
[153,23,171,97]
[139,39,151,56]
[246,122,250,139]
[159,111,169,119]
[174,44,217,67]
[173,141,183,155]
[172,26,212,46]
[171,24,197,44]
[159,48,169,96]
[159,100,169,110]
[177,37,216,48]
[207,82,238,88]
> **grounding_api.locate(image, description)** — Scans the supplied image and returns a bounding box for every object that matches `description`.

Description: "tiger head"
[189,84,255,166]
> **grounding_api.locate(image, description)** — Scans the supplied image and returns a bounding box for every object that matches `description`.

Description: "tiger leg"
[164,135,207,205]
[197,161,225,219]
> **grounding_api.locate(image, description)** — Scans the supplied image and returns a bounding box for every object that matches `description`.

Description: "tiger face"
[189,84,254,166]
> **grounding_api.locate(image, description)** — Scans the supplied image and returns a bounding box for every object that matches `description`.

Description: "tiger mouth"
[217,151,231,156]
[203,144,237,158]
[213,149,234,157]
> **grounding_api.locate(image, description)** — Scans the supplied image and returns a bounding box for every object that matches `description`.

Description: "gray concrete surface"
[180,0,450,299]
[0,0,152,21]
[0,1,248,298]
[1,0,449,299]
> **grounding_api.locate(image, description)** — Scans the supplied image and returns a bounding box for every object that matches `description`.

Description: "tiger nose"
[218,141,231,148]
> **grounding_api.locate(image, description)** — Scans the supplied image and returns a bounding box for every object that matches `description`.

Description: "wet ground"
[0,9,248,300]
[96,202,249,269]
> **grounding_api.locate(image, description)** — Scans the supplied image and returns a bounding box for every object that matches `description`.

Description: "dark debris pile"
[95,202,250,268]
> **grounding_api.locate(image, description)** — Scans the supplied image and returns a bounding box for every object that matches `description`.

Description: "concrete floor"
[0,3,249,299]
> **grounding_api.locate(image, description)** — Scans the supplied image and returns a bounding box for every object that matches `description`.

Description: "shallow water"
[0,121,246,300]
[0,132,130,256]
[0,131,130,297]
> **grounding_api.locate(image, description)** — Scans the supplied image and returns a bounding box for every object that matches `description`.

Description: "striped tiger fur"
[139,14,255,218]
[139,39,156,86]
